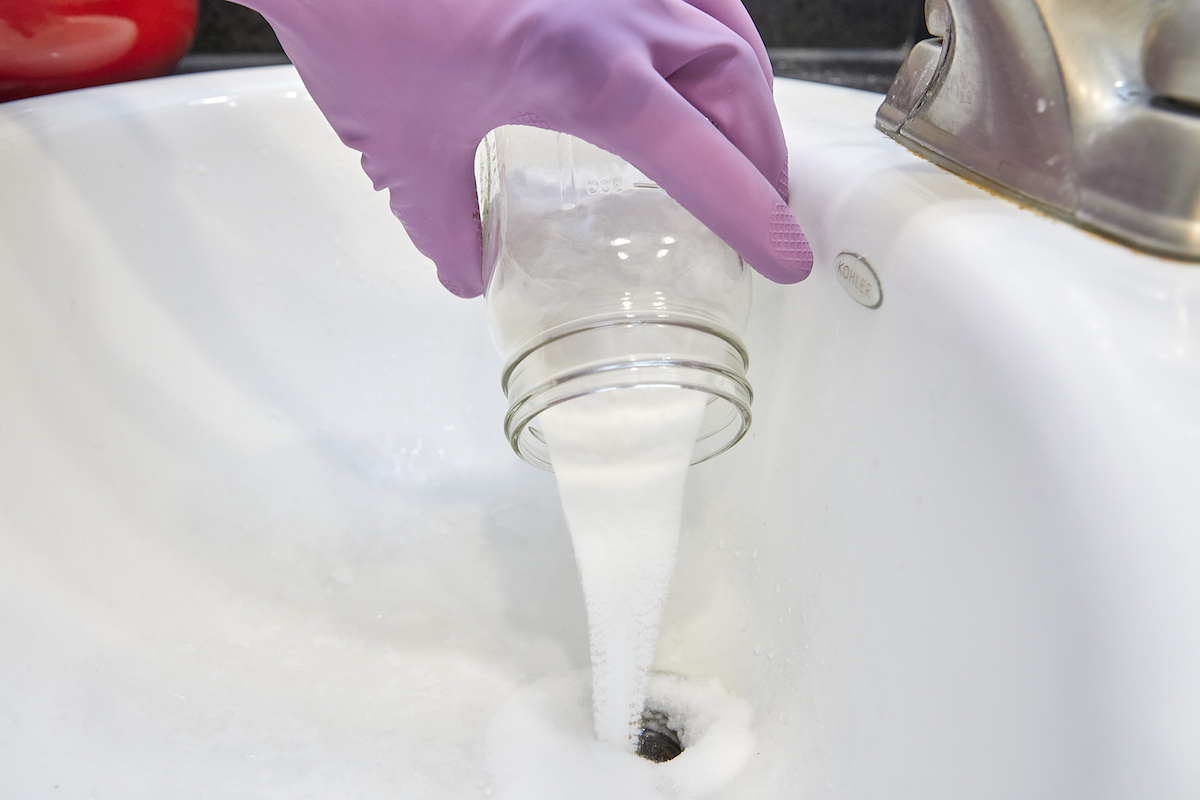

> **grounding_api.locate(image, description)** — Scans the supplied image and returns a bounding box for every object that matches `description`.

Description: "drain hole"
[637,708,683,763]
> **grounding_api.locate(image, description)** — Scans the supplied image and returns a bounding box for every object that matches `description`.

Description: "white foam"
[484,670,755,800]
[539,387,707,749]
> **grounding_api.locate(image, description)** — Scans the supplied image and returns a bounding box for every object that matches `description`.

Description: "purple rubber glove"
[237,0,813,297]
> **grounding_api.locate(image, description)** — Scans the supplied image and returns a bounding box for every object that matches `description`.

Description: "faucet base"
[877,0,1200,263]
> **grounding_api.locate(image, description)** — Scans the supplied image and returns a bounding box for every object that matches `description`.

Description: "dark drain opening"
[637,708,683,763]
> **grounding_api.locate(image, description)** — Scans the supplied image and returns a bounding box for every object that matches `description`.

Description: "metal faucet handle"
[877,0,1200,262]
[1145,2,1200,108]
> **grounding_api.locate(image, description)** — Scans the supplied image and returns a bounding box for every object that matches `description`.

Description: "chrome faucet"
[877,0,1200,261]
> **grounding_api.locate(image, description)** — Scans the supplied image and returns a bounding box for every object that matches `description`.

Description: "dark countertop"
[184,0,919,94]
[769,47,907,93]
[175,48,907,95]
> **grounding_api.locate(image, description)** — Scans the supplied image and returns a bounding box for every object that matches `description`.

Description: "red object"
[0,0,198,102]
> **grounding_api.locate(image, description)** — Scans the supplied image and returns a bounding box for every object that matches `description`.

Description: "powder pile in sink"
[484,670,755,799]
[539,386,706,749]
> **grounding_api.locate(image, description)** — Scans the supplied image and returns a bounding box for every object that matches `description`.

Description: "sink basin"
[2,67,1199,798]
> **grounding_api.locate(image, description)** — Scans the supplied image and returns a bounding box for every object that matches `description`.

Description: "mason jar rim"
[500,320,752,470]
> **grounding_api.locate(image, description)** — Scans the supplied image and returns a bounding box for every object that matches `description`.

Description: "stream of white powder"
[482,383,757,797]
[538,386,708,749]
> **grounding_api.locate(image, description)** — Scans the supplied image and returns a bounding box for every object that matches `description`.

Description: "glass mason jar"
[476,125,753,470]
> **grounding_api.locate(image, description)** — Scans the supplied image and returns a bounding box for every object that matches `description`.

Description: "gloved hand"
[236,0,813,297]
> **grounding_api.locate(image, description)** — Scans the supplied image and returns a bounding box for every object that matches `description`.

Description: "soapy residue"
[538,387,707,749]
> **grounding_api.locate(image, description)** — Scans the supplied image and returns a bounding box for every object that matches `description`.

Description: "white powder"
[484,670,755,800]
[483,139,752,362]
[539,386,708,750]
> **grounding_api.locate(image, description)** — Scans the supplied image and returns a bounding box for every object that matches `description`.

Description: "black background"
[191,0,928,54]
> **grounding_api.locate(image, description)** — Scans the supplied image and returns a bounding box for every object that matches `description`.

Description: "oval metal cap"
[835,252,883,308]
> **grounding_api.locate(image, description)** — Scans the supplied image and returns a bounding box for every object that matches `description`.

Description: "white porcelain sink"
[2,67,1199,799]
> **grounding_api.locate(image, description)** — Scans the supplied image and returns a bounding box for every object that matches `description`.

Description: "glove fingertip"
[766,200,813,282]
[436,268,485,299]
